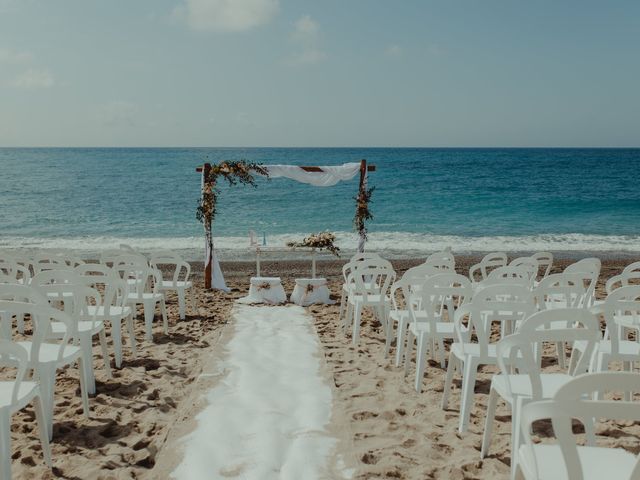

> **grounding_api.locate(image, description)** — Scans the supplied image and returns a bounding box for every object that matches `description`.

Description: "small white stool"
[239,277,286,305]
[290,278,333,306]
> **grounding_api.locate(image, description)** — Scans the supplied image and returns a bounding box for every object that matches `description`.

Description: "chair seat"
[491,373,572,401]
[50,320,104,337]
[127,293,163,302]
[450,342,522,362]
[84,305,132,318]
[389,310,427,322]
[575,339,640,358]
[158,280,192,289]
[17,341,82,365]
[409,321,455,337]
[0,380,39,409]
[517,444,637,480]
[348,294,389,304]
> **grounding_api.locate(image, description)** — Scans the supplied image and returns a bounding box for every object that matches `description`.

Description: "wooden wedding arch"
[195,159,375,289]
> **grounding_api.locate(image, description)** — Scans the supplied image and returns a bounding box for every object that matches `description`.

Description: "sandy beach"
[8,255,640,480]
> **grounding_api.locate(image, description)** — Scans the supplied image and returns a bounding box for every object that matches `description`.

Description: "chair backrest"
[351,264,396,301]
[454,284,535,361]
[606,262,640,294]
[0,300,77,363]
[0,260,31,284]
[31,270,102,323]
[531,251,554,279]
[601,285,640,356]
[426,248,455,269]
[535,272,590,310]
[469,252,508,282]
[101,252,148,269]
[343,256,392,285]
[0,338,31,405]
[75,264,129,314]
[33,252,84,274]
[150,254,191,286]
[484,265,534,288]
[564,258,600,305]
[496,308,600,399]
[409,273,472,328]
[520,372,640,480]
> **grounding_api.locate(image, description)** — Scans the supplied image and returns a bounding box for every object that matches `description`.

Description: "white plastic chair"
[404,273,473,392]
[388,264,445,365]
[531,252,553,282]
[75,264,136,369]
[0,296,90,440]
[0,339,51,480]
[337,253,382,326]
[515,372,640,480]
[572,285,640,383]
[345,260,395,345]
[150,253,195,320]
[484,265,535,290]
[31,270,112,395]
[564,258,601,308]
[441,284,536,433]
[33,252,84,274]
[481,308,600,478]
[469,252,508,283]
[116,262,168,342]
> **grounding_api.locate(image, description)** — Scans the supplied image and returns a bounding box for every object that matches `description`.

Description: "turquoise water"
[1,148,639,258]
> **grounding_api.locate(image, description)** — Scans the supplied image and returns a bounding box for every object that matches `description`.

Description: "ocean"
[1,147,639,259]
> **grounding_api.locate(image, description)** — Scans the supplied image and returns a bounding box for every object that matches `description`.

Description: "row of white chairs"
[0,247,196,479]
[339,250,640,480]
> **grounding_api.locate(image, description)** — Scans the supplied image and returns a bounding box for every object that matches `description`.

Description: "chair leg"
[395,319,407,368]
[98,330,112,379]
[0,410,12,480]
[344,301,353,333]
[126,313,137,359]
[79,334,96,395]
[338,289,346,323]
[437,337,446,368]
[177,289,186,320]
[33,394,52,467]
[510,398,524,480]
[16,313,25,334]
[556,341,566,369]
[143,302,154,341]
[458,358,477,433]
[77,356,91,419]
[441,354,457,410]
[36,364,55,441]
[414,334,428,393]
[112,319,123,369]
[480,386,499,459]
[404,330,415,377]
[384,318,394,358]
[352,303,362,345]
[160,299,168,334]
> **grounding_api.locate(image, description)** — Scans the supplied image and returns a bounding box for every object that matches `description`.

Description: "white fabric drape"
[264,163,360,187]
[202,169,230,292]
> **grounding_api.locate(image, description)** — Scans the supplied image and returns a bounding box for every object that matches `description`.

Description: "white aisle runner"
[172,305,351,480]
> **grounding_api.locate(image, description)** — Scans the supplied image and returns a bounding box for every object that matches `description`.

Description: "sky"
[0,0,638,147]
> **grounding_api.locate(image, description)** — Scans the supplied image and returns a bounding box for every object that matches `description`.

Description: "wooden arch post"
[202,162,213,289]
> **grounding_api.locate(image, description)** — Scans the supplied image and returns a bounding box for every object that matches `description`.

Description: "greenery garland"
[196,160,269,226]
[286,231,341,257]
[353,185,374,240]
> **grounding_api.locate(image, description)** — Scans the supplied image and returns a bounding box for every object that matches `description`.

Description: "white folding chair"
[150,253,195,320]
[469,252,508,283]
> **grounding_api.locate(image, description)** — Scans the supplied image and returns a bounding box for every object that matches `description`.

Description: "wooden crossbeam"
[195,164,376,173]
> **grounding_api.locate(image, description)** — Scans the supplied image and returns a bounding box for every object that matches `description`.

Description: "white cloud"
[291,14,319,43]
[10,68,54,88]
[176,0,279,32]
[0,47,33,64]
[288,15,327,65]
[100,101,139,127]
[384,45,402,57]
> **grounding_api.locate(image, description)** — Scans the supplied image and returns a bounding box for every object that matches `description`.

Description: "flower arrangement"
[353,185,374,241]
[196,160,269,226]
[287,231,341,257]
